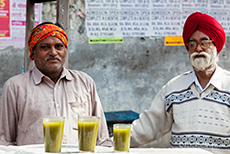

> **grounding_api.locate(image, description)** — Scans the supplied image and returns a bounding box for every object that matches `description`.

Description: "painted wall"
[0,0,230,148]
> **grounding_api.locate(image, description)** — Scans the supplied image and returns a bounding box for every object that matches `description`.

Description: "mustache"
[45,56,62,61]
[190,51,210,59]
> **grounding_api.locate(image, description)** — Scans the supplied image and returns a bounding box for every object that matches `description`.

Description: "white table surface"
[0,144,214,154]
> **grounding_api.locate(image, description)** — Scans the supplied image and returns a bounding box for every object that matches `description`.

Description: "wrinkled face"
[188,30,218,71]
[32,36,67,75]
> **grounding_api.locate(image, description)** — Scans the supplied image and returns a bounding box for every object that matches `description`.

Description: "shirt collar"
[32,66,73,85]
[187,65,223,90]
[209,65,222,90]
[60,67,74,81]
[187,70,196,88]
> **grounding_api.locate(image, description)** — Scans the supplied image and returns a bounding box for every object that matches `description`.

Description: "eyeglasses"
[187,40,213,50]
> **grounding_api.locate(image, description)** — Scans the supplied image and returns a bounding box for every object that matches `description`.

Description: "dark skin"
[188,30,217,89]
[31,36,67,83]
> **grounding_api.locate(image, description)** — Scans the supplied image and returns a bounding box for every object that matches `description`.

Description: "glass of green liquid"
[43,116,65,153]
[113,124,131,152]
[78,116,100,152]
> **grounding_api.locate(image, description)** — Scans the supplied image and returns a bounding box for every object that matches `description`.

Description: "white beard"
[189,48,218,71]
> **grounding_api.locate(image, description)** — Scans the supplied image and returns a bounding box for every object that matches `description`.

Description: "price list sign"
[0,0,42,49]
[85,0,230,37]
[0,0,11,38]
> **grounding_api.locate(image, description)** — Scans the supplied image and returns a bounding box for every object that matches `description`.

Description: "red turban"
[182,12,226,54]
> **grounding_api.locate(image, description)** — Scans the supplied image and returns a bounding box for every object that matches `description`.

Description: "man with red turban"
[0,22,112,147]
[130,12,230,153]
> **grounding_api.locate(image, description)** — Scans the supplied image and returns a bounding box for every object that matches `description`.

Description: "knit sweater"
[131,66,230,154]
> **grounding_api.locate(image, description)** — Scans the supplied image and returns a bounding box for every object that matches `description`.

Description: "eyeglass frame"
[186,38,214,51]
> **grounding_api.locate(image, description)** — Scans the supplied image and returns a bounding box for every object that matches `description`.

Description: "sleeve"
[90,79,113,147]
[0,79,18,145]
[130,86,173,147]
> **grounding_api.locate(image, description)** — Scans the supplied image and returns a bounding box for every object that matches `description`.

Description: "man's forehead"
[189,30,211,41]
[188,37,210,42]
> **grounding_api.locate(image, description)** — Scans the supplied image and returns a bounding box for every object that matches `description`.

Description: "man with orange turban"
[130,12,230,153]
[0,22,112,147]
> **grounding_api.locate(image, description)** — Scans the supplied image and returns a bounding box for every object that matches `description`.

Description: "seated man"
[130,12,229,154]
[0,22,112,146]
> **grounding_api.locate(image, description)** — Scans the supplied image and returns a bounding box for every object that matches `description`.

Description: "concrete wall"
[1,0,230,148]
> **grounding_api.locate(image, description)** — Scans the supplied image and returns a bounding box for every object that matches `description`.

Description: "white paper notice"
[85,0,230,37]
[0,0,42,49]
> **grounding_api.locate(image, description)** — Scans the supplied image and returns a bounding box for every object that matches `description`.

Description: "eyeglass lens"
[188,40,211,50]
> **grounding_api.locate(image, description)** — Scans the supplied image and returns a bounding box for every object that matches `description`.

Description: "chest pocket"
[68,93,89,121]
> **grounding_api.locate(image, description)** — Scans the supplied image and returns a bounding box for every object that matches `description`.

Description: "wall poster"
[85,0,230,38]
[0,0,42,49]
[0,0,11,38]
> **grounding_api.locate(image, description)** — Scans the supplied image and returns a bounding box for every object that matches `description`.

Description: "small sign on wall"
[89,37,123,44]
[165,36,184,46]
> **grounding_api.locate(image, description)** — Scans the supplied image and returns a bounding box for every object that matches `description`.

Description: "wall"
[0,0,230,148]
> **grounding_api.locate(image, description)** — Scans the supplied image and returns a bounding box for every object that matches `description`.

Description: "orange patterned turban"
[28,23,68,60]
[183,12,226,54]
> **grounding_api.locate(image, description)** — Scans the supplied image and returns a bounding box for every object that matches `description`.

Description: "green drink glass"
[78,116,100,152]
[43,116,65,153]
[113,124,131,152]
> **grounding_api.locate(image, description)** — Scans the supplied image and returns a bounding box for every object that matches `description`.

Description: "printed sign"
[165,36,184,46]
[0,0,42,49]
[85,0,230,37]
[89,37,123,44]
[0,0,11,38]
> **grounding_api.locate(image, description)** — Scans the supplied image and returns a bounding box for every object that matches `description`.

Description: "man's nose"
[49,46,58,55]
[196,43,203,52]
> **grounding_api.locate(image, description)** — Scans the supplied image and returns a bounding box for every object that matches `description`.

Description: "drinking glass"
[113,124,131,152]
[43,116,65,153]
[78,116,100,152]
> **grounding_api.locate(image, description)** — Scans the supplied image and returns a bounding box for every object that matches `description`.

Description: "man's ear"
[31,55,34,60]
[29,55,34,61]
[30,50,35,60]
